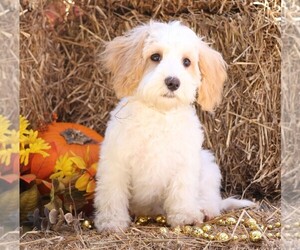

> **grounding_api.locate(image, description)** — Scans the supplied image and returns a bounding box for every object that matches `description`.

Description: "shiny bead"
[240,218,245,223]
[216,232,229,241]
[218,219,226,226]
[82,220,91,229]
[284,225,291,230]
[245,218,257,227]
[267,233,273,238]
[274,222,281,228]
[155,215,166,224]
[294,222,300,227]
[249,223,260,230]
[136,216,150,225]
[249,230,262,242]
[226,217,237,225]
[267,224,273,230]
[203,233,209,239]
[275,232,281,238]
[160,227,169,235]
[208,234,215,240]
[202,224,212,232]
[182,225,193,235]
[192,227,203,237]
[232,235,238,240]
[241,234,248,240]
[173,226,182,234]
[294,232,300,238]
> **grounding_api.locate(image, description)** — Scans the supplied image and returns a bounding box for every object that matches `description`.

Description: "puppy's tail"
[220,197,256,211]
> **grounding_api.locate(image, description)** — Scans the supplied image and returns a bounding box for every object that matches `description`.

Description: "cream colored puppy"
[94,21,254,232]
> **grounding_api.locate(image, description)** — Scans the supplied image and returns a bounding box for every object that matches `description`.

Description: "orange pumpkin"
[30,122,103,180]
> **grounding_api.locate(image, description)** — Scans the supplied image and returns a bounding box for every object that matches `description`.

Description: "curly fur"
[94,21,254,232]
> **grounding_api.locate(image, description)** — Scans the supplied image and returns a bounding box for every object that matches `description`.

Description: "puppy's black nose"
[165,76,180,91]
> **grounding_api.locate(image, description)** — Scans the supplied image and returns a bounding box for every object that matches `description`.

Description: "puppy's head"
[102,21,227,111]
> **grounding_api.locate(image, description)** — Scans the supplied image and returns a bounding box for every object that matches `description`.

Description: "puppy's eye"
[150,53,162,62]
[183,58,191,67]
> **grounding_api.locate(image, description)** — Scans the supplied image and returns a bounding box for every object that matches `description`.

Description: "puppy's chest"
[122,107,203,171]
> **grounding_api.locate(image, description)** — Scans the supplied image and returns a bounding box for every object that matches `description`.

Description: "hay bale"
[20,0,280,199]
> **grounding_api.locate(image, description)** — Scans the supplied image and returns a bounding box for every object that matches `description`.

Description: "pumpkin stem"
[60,129,98,145]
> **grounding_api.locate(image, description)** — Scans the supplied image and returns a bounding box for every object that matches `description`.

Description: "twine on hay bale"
[20,0,280,199]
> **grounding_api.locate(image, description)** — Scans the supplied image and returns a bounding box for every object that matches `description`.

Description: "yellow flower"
[20,136,50,166]
[20,115,30,135]
[19,115,31,149]
[75,163,97,193]
[50,153,85,181]
[0,115,11,143]
[20,129,37,149]
[0,116,19,166]
[18,116,50,166]
[0,129,19,166]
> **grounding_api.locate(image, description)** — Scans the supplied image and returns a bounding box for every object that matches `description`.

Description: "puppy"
[94,21,254,232]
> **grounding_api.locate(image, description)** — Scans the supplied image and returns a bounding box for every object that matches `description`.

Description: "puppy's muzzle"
[165,76,180,91]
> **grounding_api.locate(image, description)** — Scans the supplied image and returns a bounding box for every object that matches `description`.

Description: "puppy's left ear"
[197,40,227,112]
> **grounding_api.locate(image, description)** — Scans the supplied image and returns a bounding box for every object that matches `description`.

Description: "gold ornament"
[173,226,182,234]
[218,219,226,226]
[245,218,257,227]
[232,235,238,240]
[192,227,204,237]
[241,234,248,240]
[202,224,212,232]
[249,223,260,230]
[249,230,263,242]
[294,232,300,238]
[82,219,92,229]
[267,224,273,230]
[160,227,169,235]
[274,222,281,228]
[208,235,215,240]
[284,225,291,230]
[182,225,193,235]
[203,233,209,239]
[155,215,166,224]
[137,216,150,225]
[226,217,237,225]
[216,232,229,241]
[275,232,281,238]
[267,233,274,238]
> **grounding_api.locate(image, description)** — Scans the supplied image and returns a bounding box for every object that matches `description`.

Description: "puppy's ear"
[197,40,227,112]
[101,25,149,98]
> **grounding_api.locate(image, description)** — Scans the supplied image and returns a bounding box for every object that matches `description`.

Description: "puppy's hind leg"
[198,150,223,220]
[198,150,256,219]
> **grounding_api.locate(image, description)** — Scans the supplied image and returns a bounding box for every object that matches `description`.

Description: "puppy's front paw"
[167,210,204,227]
[94,213,131,233]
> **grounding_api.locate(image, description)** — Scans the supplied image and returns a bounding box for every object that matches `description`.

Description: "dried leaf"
[49,209,58,224]
[20,184,39,222]
[64,213,74,224]
[33,208,41,229]
[20,174,37,183]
